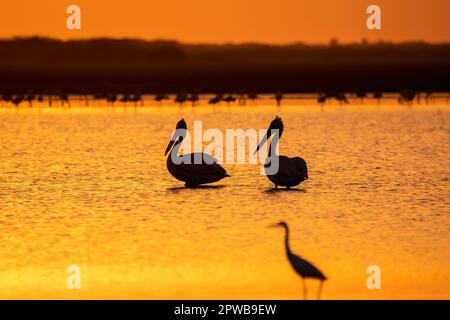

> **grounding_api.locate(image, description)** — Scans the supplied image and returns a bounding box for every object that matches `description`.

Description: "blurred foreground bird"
[269,221,327,300]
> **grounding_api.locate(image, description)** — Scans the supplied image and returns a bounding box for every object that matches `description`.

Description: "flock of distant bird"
[0,89,446,107]
[165,117,322,299]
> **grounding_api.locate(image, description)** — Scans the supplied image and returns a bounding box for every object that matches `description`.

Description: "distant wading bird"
[270,221,327,300]
[275,92,283,106]
[164,119,230,188]
[255,117,308,189]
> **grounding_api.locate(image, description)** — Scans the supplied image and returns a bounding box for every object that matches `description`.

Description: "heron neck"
[284,227,291,254]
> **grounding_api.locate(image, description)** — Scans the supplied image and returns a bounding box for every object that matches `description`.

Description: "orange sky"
[1,0,449,43]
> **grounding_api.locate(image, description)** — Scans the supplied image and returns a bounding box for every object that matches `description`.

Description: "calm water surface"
[0,99,449,299]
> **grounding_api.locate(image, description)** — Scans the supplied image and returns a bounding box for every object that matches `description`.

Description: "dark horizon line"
[2,35,450,47]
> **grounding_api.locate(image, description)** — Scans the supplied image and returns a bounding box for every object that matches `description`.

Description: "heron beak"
[254,128,272,155]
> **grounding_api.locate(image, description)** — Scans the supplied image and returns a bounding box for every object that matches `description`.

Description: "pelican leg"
[184,182,198,188]
[302,278,308,300]
[317,280,324,300]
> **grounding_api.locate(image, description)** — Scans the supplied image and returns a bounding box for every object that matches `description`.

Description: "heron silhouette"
[269,221,327,300]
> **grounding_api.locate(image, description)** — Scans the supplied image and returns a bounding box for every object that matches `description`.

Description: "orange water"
[0,99,449,299]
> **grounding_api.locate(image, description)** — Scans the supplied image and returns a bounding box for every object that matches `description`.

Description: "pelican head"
[165,119,187,156]
[255,116,284,154]
[268,221,289,230]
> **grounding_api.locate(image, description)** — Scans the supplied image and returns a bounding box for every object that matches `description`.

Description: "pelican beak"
[165,130,179,156]
[164,140,175,156]
[254,127,273,155]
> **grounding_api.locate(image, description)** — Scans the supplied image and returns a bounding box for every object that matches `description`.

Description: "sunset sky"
[1,0,449,43]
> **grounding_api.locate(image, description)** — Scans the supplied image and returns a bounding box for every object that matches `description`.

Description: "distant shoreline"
[1,37,449,94]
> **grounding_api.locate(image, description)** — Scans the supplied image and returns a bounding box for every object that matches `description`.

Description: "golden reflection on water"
[0,99,449,299]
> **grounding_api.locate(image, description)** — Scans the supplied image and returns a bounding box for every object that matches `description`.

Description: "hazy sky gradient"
[1,0,449,43]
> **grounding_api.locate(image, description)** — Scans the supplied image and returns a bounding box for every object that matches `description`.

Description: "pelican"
[255,117,308,189]
[269,221,327,300]
[165,119,230,187]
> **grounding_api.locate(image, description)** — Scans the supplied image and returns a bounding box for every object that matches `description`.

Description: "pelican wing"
[179,152,228,177]
[277,156,307,180]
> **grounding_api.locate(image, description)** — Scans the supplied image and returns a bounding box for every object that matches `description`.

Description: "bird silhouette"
[208,93,223,105]
[106,93,117,105]
[1,94,13,106]
[155,93,169,103]
[12,95,24,107]
[120,93,131,104]
[275,92,283,106]
[175,92,188,105]
[25,92,35,107]
[58,93,70,107]
[317,92,328,105]
[269,221,327,300]
[223,95,237,105]
[399,89,416,105]
[335,92,349,105]
[187,93,200,106]
[373,91,383,104]
[165,119,230,187]
[355,90,367,102]
[255,117,308,189]
[130,93,143,106]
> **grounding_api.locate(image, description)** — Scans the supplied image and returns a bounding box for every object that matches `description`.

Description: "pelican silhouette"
[165,119,230,188]
[269,221,327,300]
[255,117,308,189]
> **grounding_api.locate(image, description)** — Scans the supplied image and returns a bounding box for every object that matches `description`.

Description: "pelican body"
[165,119,229,187]
[270,221,327,300]
[255,117,308,189]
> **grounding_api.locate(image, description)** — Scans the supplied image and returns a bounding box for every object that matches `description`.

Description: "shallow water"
[0,98,449,299]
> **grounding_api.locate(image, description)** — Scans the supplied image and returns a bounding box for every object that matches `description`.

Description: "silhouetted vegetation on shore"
[0,37,449,93]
